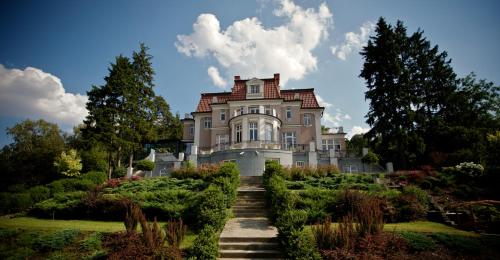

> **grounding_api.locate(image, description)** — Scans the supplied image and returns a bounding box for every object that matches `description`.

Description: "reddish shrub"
[106,178,122,188]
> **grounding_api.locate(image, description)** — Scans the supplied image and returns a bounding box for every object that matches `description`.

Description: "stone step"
[219,242,280,250]
[234,212,268,218]
[220,237,278,243]
[219,249,283,258]
[236,198,266,203]
[233,205,266,210]
[238,190,266,195]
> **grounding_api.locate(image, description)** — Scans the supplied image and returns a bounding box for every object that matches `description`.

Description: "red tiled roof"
[194,75,322,112]
[281,89,321,108]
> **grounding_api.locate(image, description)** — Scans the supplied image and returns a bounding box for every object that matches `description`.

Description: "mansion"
[181,74,370,176]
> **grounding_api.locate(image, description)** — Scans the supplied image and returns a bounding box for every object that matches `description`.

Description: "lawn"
[305,221,476,237]
[0,216,196,248]
[0,217,127,232]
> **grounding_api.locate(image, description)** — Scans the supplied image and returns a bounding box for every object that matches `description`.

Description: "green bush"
[30,191,85,219]
[80,232,102,251]
[190,225,218,259]
[135,160,155,171]
[32,229,80,252]
[402,185,429,207]
[28,186,51,202]
[285,229,321,259]
[196,185,228,231]
[48,178,96,194]
[0,192,33,214]
[400,232,437,252]
[113,166,126,178]
[80,171,107,185]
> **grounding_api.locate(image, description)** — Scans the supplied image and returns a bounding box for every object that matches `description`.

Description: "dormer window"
[245,78,264,99]
[250,84,260,94]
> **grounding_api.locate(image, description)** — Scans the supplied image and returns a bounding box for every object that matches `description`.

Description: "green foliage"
[362,150,379,165]
[0,119,65,188]
[135,159,155,171]
[286,229,322,260]
[80,232,103,251]
[112,166,126,178]
[0,192,33,214]
[48,178,96,194]
[54,149,83,177]
[190,225,218,259]
[360,18,499,169]
[399,232,437,252]
[402,185,429,206]
[32,229,80,252]
[195,185,228,231]
[80,171,107,185]
[28,185,51,203]
[30,191,85,218]
[431,233,481,254]
[79,145,108,173]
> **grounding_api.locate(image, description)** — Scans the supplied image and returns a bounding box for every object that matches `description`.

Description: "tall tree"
[0,119,65,187]
[361,17,499,170]
[83,44,179,178]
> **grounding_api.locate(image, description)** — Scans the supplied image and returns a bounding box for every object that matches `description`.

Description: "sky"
[1,0,499,146]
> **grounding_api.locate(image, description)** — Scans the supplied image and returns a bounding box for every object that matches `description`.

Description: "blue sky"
[1,0,499,146]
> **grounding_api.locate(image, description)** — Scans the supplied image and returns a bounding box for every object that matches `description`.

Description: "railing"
[318,150,348,158]
[198,141,311,154]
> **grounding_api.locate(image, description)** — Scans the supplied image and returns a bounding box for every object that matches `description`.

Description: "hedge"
[263,160,321,258]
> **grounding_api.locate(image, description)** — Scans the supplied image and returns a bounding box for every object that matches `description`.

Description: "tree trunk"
[107,151,113,180]
[117,146,122,168]
[129,153,134,168]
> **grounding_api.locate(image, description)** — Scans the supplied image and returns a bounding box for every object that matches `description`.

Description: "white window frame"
[239,106,245,115]
[303,114,311,126]
[220,110,226,121]
[249,122,258,141]
[264,123,273,142]
[283,132,296,149]
[249,106,259,114]
[322,139,334,151]
[189,126,194,135]
[235,124,242,143]
[203,117,212,129]
[286,107,292,120]
[296,161,305,167]
[249,84,260,94]
[265,105,272,115]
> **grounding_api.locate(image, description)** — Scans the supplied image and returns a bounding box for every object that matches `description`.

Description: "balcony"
[198,141,310,155]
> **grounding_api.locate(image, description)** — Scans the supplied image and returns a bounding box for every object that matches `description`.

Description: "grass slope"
[305,221,476,237]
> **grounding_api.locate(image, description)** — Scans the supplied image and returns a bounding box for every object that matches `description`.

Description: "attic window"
[250,85,260,94]
[212,96,218,103]
[294,93,300,100]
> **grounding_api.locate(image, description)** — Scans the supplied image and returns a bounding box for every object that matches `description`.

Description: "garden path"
[218,176,283,259]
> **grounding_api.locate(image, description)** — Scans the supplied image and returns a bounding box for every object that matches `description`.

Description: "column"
[242,117,248,148]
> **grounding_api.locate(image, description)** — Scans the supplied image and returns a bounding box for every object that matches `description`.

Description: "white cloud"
[331,21,375,60]
[207,66,227,88]
[347,125,370,139]
[175,0,332,86]
[317,94,351,127]
[0,64,88,129]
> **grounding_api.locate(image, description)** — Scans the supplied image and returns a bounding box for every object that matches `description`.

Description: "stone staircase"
[218,176,283,259]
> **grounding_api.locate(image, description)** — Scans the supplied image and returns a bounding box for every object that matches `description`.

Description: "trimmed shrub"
[190,225,218,259]
[28,186,51,203]
[286,229,322,259]
[48,178,96,194]
[195,185,227,231]
[135,160,155,171]
[80,171,107,185]
[30,191,85,219]
[112,166,126,178]
[32,229,80,252]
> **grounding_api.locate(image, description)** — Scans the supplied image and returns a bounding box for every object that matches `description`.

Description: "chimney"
[234,75,240,80]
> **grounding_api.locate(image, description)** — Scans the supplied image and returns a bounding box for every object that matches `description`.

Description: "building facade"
[181,74,360,176]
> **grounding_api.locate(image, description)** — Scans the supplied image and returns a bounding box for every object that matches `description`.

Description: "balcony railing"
[198,141,310,154]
